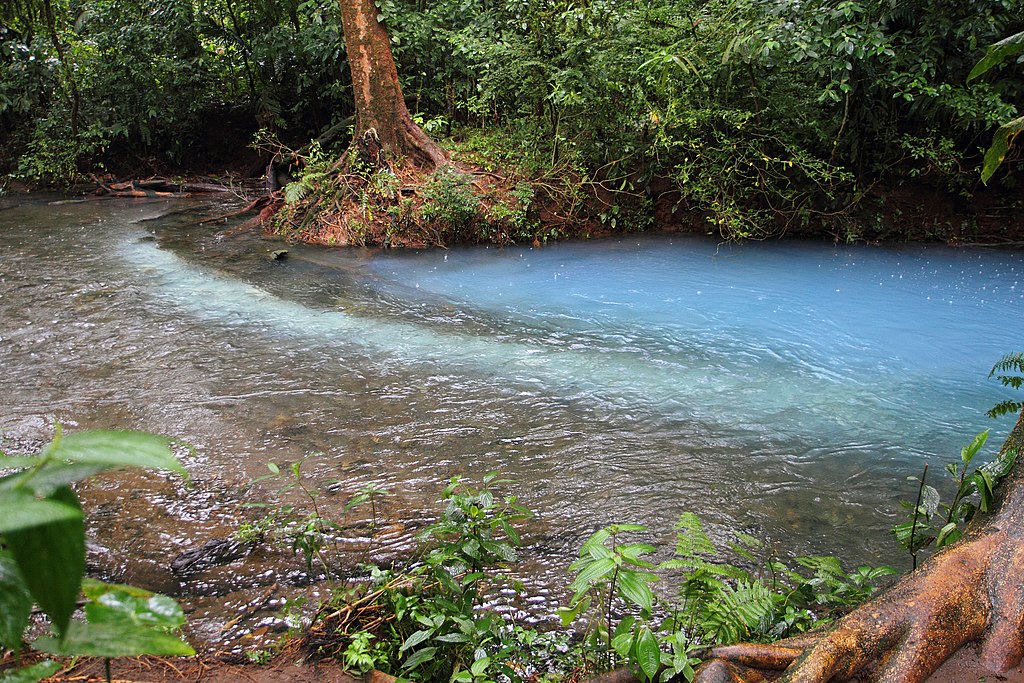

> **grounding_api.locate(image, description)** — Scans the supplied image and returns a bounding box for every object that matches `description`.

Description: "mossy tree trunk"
[338,0,446,170]
[696,408,1024,683]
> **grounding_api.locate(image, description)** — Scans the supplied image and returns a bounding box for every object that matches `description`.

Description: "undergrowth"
[239,464,896,683]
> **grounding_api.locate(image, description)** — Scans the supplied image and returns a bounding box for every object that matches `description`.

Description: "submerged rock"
[171,537,256,576]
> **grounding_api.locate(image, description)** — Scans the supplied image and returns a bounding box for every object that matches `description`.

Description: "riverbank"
[5,130,1023,249]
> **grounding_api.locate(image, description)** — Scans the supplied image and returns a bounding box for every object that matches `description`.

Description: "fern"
[670,512,715,568]
[988,352,1024,418]
[699,580,775,645]
[283,180,310,204]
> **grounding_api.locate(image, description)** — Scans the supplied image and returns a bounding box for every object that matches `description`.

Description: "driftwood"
[89,175,239,199]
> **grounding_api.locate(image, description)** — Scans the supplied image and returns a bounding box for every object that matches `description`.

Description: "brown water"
[2,195,1020,649]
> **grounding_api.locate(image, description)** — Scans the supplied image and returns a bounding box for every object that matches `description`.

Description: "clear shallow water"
[1,197,1021,615]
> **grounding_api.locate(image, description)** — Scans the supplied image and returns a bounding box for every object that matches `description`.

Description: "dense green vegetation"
[2,0,1022,240]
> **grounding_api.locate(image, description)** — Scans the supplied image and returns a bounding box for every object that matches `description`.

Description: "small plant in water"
[893,429,1017,569]
[294,472,539,682]
[242,456,387,582]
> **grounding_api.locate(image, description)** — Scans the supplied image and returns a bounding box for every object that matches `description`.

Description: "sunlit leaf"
[0,456,45,471]
[1,462,112,497]
[0,490,83,533]
[401,646,437,671]
[961,430,989,465]
[936,522,961,548]
[981,115,1024,185]
[53,431,188,479]
[83,583,186,630]
[399,628,433,653]
[618,569,655,612]
[968,30,1024,82]
[0,659,62,683]
[636,627,661,681]
[570,556,616,592]
[556,596,590,626]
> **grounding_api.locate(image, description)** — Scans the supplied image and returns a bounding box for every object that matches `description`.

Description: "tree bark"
[696,408,1024,683]
[338,0,446,170]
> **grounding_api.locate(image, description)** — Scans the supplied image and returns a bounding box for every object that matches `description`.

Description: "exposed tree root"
[696,409,1024,683]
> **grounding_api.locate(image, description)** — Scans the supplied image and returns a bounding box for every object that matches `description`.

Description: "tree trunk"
[696,408,1024,683]
[338,0,446,170]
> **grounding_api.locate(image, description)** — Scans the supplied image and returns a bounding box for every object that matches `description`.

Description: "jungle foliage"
[2,0,1022,238]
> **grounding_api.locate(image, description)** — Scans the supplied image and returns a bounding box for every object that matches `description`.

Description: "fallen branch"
[198,195,279,225]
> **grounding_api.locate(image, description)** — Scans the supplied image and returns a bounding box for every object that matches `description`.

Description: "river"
[1,195,1021,644]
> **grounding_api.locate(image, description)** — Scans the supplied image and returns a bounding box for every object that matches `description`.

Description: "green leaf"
[618,543,657,564]
[401,646,437,671]
[961,430,989,465]
[53,431,188,479]
[1,463,111,496]
[570,556,616,592]
[635,627,661,681]
[33,619,194,657]
[968,31,1024,82]
[81,578,153,600]
[0,551,33,652]
[470,656,490,676]
[981,447,1018,482]
[5,486,84,637]
[83,585,186,630]
[0,456,45,471]
[399,628,434,652]
[981,115,1024,185]
[0,659,62,683]
[617,569,655,612]
[0,490,83,533]
[556,596,590,626]
[611,626,634,658]
[936,522,961,548]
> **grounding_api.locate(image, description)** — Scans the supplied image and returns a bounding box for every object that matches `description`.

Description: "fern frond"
[284,181,310,204]
[699,579,774,645]
[987,400,1023,419]
[674,512,716,558]
[990,352,1024,377]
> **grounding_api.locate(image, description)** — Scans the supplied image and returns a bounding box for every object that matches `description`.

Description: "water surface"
[1,196,1020,636]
